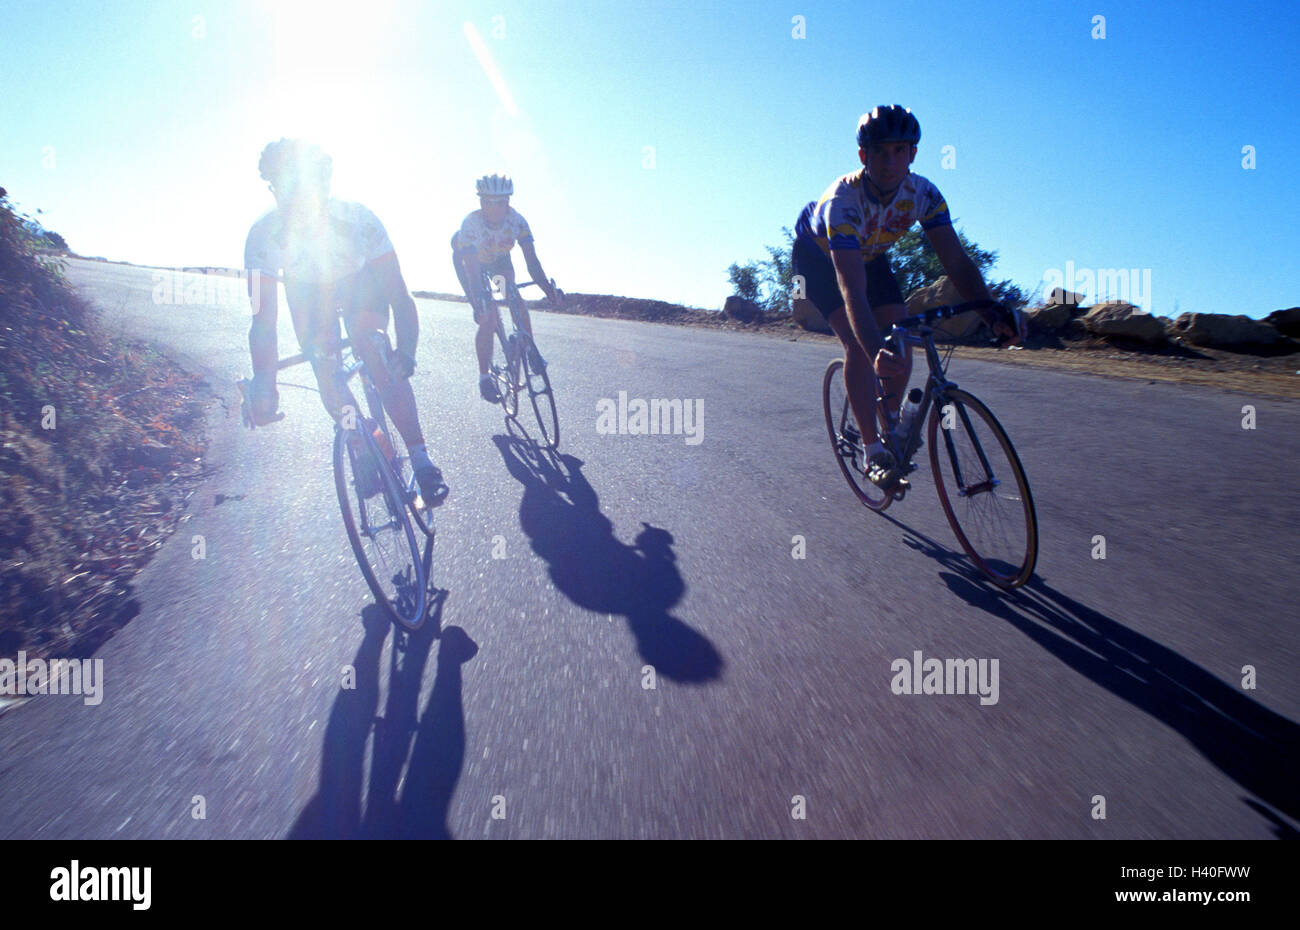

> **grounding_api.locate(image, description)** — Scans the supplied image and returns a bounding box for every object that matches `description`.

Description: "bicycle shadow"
[492,424,723,684]
[288,589,483,839]
[886,515,1300,837]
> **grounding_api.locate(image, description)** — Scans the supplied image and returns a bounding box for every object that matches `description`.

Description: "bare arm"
[831,249,887,356]
[519,241,556,301]
[247,270,279,377]
[924,224,992,304]
[926,224,1022,344]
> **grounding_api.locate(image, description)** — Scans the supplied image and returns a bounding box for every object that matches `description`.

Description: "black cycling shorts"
[792,235,904,322]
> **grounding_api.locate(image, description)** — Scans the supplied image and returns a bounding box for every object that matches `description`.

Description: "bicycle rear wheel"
[334,426,428,628]
[928,388,1037,589]
[823,358,892,511]
[517,331,559,448]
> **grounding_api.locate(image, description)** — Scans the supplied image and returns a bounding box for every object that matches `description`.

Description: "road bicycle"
[238,323,434,627]
[479,272,563,448]
[822,301,1038,589]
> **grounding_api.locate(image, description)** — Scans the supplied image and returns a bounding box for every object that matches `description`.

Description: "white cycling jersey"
[244,199,394,285]
[452,207,533,265]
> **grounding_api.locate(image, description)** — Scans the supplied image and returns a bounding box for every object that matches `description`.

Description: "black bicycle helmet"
[856,106,921,149]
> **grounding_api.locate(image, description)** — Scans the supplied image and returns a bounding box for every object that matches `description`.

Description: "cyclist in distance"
[243,138,447,504]
[791,105,1025,490]
[451,174,562,403]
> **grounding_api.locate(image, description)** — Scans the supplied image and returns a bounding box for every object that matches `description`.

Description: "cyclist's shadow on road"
[493,428,723,684]
[892,519,1300,838]
[288,593,482,840]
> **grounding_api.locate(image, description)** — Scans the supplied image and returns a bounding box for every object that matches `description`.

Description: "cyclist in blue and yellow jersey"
[244,138,447,504]
[451,174,562,403]
[792,106,1025,489]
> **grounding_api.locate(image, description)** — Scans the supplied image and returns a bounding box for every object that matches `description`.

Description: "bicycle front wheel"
[928,388,1037,588]
[518,332,559,448]
[822,358,892,511]
[489,319,519,418]
[334,427,428,628]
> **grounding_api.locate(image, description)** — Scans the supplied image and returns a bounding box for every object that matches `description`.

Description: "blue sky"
[2,0,1296,317]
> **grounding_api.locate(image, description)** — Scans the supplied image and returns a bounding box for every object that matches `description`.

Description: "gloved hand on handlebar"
[873,331,908,379]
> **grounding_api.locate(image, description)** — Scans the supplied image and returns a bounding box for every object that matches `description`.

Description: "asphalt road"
[1,259,1296,839]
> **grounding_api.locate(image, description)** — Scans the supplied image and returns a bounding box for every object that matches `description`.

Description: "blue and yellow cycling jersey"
[795,169,951,261]
[452,207,533,265]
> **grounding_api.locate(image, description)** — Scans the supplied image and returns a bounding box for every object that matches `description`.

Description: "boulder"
[1167,312,1280,347]
[1264,307,1300,338]
[904,275,963,315]
[1080,302,1167,344]
[905,276,983,341]
[1028,303,1074,333]
[1045,288,1087,308]
[791,297,831,334]
[723,295,760,323]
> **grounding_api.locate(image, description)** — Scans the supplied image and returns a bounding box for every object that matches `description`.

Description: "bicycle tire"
[489,316,519,418]
[928,388,1038,589]
[822,358,893,511]
[333,426,428,628]
[517,331,559,448]
[389,448,437,538]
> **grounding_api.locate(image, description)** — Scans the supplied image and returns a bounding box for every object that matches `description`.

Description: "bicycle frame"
[479,272,545,340]
[878,302,1002,491]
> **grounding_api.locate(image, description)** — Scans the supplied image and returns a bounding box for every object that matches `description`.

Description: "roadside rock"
[723,295,760,323]
[1045,288,1087,308]
[1063,318,1088,340]
[791,298,831,334]
[1081,302,1168,344]
[1029,303,1075,333]
[1167,312,1280,347]
[1265,307,1300,338]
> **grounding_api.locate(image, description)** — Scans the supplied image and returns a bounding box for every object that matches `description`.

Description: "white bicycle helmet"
[475,174,513,197]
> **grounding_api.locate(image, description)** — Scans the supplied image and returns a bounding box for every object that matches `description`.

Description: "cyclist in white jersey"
[243,138,447,504]
[451,174,562,403]
[791,106,1025,489]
